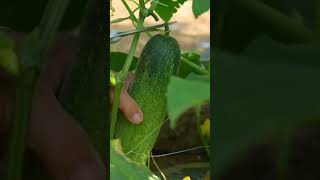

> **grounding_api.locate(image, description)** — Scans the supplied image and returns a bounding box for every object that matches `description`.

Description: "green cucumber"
[115,34,181,165]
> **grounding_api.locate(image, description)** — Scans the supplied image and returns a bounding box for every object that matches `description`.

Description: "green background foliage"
[214,0,320,178]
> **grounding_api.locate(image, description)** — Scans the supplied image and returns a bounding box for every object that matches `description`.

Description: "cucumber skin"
[115,34,181,165]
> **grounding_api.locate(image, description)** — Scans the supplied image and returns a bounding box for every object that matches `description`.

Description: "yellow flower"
[200,118,210,137]
[110,71,116,86]
[182,176,191,180]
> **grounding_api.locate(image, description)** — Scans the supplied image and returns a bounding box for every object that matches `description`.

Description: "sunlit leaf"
[153,0,188,22]
[110,145,160,180]
[167,76,210,128]
[192,0,210,18]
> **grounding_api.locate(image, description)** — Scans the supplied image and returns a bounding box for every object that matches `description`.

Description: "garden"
[110,0,210,179]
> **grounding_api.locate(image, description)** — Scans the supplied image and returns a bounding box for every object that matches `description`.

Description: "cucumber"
[114,34,181,165]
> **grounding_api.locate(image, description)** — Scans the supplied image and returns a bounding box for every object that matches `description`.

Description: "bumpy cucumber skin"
[115,34,181,165]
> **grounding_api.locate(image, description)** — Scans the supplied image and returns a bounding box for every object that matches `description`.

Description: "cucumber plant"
[110,0,210,179]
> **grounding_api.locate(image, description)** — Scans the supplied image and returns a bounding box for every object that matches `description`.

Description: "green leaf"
[110,145,160,180]
[213,40,320,176]
[192,0,210,18]
[0,49,19,76]
[167,76,210,128]
[110,52,138,71]
[0,31,14,49]
[153,0,188,22]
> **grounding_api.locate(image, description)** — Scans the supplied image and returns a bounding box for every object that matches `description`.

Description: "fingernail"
[132,112,143,124]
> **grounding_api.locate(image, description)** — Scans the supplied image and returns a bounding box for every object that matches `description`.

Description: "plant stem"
[121,0,139,25]
[110,19,145,139]
[38,0,71,56]
[139,0,145,9]
[7,70,37,180]
[111,17,131,24]
[181,57,209,75]
[234,0,316,43]
[111,0,148,139]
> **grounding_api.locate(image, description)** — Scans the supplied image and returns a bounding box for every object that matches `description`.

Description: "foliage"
[110,52,138,71]
[153,0,188,22]
[110,140,160,180]
[214,0,320,178]
[192,0,210,18]
[0,32,19,76]
[110,0,210,179]
[167,75,210,128]
[153,0,210,21]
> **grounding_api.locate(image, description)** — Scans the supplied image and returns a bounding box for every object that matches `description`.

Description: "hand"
[110,73,143,124]
[0,31,106,180]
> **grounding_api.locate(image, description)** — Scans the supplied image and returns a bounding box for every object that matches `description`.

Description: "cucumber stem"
[181,57,209,75]
[110,13,145,139]
[7,70,37,180]
[164,24,170,36]
[150,12,159,21]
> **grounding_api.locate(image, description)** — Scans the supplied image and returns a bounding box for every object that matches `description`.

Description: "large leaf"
[110,52,138,72]
[167,75,210,128]
[110,146,160,180]
[213,41,320,177]
[153,0,188,22]
[192,0,210,18]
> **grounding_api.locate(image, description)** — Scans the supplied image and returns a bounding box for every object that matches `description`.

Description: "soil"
[150,104,210,178]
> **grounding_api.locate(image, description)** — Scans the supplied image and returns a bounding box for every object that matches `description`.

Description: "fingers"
[118,92,143,124]
[109,73,143,124]
[110,88,143,124]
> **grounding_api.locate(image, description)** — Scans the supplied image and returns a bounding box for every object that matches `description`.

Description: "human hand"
[110,73,143,124]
